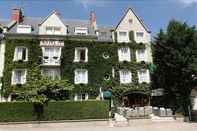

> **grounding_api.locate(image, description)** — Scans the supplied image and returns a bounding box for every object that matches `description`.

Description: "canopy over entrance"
[123,90,150,108]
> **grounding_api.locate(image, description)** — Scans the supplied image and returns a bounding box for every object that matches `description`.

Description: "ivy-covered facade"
[0,8,153,106]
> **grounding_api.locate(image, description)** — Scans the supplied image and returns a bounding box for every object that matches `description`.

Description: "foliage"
[152,20,197,115]
[129,31,135,42]
[0,101,109,122]
[114,31,118,43]
[3,38,150,103]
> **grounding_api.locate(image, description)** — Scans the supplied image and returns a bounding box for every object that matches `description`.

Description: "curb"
[0,119,109,125]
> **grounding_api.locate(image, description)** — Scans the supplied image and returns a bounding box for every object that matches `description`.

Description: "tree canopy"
[153,20,197,115]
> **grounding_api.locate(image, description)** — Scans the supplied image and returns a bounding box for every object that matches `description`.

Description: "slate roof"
[7,16,97,36]
[97,26,114,42]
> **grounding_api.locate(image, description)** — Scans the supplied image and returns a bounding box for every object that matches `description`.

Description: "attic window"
[129,19,133,24]
[75,27,88,35]
[17,25,32,33]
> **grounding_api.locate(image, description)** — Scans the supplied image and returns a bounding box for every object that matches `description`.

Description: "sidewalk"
[0,120,196,131]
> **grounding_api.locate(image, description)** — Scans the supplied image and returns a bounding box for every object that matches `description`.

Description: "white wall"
[39,13,67,35]
[114,9,152,63]
[115,9,151,44]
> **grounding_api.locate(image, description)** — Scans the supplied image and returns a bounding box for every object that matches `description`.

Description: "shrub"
[0,101,109,122]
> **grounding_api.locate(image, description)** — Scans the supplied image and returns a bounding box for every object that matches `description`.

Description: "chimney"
[11,8,23,23]
[90,11,97,30]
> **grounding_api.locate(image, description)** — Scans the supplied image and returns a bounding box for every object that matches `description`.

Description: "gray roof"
[97,26,113,42]
[5,14,113,42]
[7,17,96,36]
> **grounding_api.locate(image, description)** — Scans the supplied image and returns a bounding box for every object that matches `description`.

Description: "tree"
[153,20,197,116]
[13,66,74,119]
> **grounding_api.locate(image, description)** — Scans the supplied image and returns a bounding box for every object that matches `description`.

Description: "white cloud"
[75,0,108,9]
[177,0,197,6]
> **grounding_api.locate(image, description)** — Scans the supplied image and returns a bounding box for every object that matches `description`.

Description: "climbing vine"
[2,38,151,100]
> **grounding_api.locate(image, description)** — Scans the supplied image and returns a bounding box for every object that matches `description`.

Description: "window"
[74,27,88,35]
[138,69,150,83]
[42,68,60,80]
[136,32,144,38]
[42,47,61,65]
[136,49,146,62]
[11,69,26,85]
[118,47,131,62]
[119,31,127,37]
[119,70,132,84]
[74,93,88,101]
[74,69,88,84]
[74,47,88,62]
[100,32,107,36]
[129,19,133,24]
[14,47,28,61]
[46,26,61,35]
[17,25,32,33]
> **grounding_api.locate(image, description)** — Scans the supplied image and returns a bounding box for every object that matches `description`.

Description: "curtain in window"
[119,70,131,83]
[138,49,145,61]
[118,47,131,62]
[16,47,23,60]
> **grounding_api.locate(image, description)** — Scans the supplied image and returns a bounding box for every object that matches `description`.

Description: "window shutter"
[22,48,26,60]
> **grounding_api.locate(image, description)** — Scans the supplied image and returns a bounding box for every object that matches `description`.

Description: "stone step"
[150,114,175,122]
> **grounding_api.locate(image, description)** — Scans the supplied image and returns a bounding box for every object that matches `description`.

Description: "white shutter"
[21,70,26,84]
[85,70,88,84]
[85,93,89,100]
[118,49,122,62]
[17,47,23,60]
[74,70,80,84]
[74,94,78,101]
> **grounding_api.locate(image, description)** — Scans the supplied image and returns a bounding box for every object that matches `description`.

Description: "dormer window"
[74,27,88,35]
[129,19,133,24]
[17,25,32,33]
[46,26,61,35]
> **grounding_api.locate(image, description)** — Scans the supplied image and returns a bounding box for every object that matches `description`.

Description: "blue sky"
[0,0,197,36]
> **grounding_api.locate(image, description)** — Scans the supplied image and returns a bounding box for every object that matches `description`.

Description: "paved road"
[0,121,196,131]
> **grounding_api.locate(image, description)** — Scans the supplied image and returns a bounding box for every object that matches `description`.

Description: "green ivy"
[2,38,150,100]
[129,31,135,42]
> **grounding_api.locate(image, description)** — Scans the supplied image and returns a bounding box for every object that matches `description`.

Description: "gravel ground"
[0,121,196,131]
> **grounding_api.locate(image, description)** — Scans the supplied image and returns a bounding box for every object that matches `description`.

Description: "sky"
[0,0,197,37]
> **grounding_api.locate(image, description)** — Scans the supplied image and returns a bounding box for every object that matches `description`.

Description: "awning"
[123,90,150,96]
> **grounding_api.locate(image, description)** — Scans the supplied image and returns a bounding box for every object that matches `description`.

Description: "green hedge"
[0,101,109,122]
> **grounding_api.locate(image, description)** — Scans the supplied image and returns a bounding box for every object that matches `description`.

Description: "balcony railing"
[42,56,61,66]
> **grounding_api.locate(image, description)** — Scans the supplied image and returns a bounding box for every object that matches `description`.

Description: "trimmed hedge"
[0,101,109,122]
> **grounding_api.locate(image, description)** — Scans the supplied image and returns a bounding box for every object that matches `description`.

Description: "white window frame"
[136,49,147,62]
[119,69,132,84]
[74,27,88,35]
[118,47,131,62]
[118,31,129,43]
[11,69,27,85]
[46,26,61,35]
[74,93,89,101]
[136,32,144,38]
[138,69,150,84]
[17,25,32,34]
[74,47,88,62]
[42,47,61,65]
[13,46,28,61]
[42,68,61,80]
[74,69,88,84]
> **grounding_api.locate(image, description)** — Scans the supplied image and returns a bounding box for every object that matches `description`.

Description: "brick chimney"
[90,11,97,30]
[11,8,23,23]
